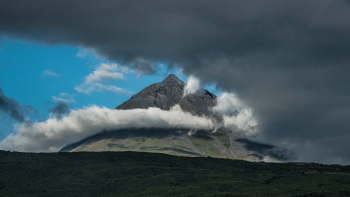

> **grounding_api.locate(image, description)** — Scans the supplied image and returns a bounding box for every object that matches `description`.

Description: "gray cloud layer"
[1,0,350,163]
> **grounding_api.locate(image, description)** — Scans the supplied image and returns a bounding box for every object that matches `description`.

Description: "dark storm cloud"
[0,88,29,123]
[49,102,70,119]
[1,0,350,163]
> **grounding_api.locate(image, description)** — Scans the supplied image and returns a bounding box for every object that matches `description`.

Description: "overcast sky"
[0,0,350,164]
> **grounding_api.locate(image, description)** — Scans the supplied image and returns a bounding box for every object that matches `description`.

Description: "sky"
[0,0,350,164]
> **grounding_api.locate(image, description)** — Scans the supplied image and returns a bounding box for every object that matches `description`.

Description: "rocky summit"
[116,74,217,117]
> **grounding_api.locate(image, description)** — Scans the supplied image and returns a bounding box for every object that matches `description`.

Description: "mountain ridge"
[116,74,217,117]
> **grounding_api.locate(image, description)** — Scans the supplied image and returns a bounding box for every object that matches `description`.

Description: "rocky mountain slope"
[60,74,284,161]
[116,74,217,117]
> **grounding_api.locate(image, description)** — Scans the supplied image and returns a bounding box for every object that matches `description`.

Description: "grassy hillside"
[213,129,231,149]
[1,150,350,197]
[60,129,264,161]
[64,129,203,157]
[187,132,234,159]
[72,136,200,157]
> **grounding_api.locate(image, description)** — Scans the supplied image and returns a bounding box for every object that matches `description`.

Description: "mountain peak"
[116,74,216,116]
[160,74,185,87]
[164,74,179,81]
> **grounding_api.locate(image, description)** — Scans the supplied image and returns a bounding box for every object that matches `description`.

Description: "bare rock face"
[116,74,217,117]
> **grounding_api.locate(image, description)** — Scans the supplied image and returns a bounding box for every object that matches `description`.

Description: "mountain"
[60,74,285,161]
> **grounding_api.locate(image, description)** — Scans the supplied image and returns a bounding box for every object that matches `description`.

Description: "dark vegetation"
[1,150,350,197]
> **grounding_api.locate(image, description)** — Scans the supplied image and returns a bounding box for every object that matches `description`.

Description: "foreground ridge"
[1,151,350,197]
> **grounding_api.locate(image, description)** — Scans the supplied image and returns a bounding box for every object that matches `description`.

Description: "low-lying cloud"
[0,90,259,153]
[0,106,215,152]
[213,93,257,136]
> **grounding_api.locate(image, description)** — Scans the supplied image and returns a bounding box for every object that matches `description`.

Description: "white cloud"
[52,96,75,103]
[0,106,214,152]
[222,108,258,136]
[213,93,242,115]
[85,69,124,84]
[75,83,133,95]
[213,93,258,136]
[85,63,130,84]
[183,75,200,96]
[59,92,76,98]
[74,85,95,94]
[75,63,134,94]
[42,70,62,78]
[94,83,133,94]
[183,77,257,136]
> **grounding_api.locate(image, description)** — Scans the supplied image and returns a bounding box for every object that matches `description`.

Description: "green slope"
[72,136,201,157]
[213,129,231,149]
[187,133,234,159]
[62,129,239,159]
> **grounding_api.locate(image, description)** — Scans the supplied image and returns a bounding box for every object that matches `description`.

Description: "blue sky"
[0,38,219,141]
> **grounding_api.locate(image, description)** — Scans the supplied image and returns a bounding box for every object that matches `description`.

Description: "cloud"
[1,0,350,163]
[185,77,258,137]
[85,63,129,84]
[0,87,31,123]
[183,76,200,96]
[235,138,296,162]
[94,83,133,94]
[213,93,242,116]
[75,63,134,94]
[49,101,70,119]
[222,109,257,137]
[74,85,94,94]
[42,70,62,78]
[0,106,214,152]
[131,58,158,77]
[52,96,75,103]
[76,47,98,58]
[213,93,257,136]
[75,83,133,95]
[59,92,76,98]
